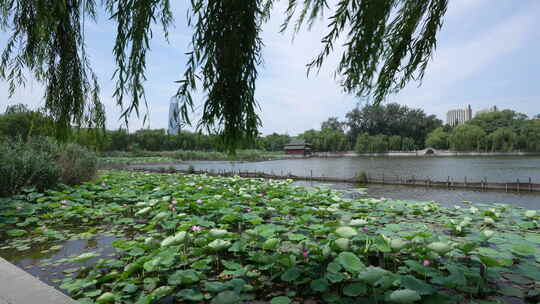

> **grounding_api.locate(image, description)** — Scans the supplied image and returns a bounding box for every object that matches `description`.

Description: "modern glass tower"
[168,97,181,135]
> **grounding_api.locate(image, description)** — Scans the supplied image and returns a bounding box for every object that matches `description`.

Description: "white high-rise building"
[168,98,181,135]
[475,105,498,116]
[446,105,472,127]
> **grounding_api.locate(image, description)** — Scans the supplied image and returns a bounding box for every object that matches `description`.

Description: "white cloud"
[393,1,540,120]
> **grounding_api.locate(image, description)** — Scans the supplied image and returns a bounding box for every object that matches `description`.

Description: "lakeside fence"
[131,167,540,193]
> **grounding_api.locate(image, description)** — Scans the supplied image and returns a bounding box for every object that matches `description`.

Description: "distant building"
[168,98,181,135]
[534,114,540,121]
[446,105,472,127]
[284,140,312,155]
[475,105,498,116]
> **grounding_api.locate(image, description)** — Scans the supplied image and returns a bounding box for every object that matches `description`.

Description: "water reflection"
[0,235,121,292]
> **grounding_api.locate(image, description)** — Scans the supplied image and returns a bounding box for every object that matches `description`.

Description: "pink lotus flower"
[363,226,369,232]
[16,206,22,210]
[41,225,47,230]
[246,208,252,212]
[196,199,203,204]
[423,260,431,266]
[197,186,203,190]
[171,206,177,211]
[60,205,67,209]
[302,250,309,258]
[60,200,68,204]
[379,197,386,200]
[101,183,106,187]
[171,200,177,205]
[191,225,202,232]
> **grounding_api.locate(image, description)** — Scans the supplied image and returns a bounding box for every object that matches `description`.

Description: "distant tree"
[487,127,516,152]
[519,120,540,152]
[261,133,291,151]
[449,125,486,151]
[468,110,527,134]
[425,127,449,149]
[321,117,345,133]
[345,103,442,148]
[0,104,55,140]
[355,133,370,153]
[388,135,402,151]
[401,137,416,151]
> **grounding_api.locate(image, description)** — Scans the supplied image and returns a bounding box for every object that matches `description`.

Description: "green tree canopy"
[0,0,448,151]
[449,124,486,152]
[468,110,527,134]
[345,102,442,148]
[425,127,449,149]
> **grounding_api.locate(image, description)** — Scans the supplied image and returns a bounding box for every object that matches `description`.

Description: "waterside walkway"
[0,257,77,304]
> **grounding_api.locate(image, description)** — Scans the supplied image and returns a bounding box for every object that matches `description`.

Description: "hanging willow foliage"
[281,0,448,103]
[0,0,105,139]
[175,0,265,153]
[0,0,448,150]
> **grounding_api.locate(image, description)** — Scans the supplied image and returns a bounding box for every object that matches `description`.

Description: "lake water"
[133,156,540,209]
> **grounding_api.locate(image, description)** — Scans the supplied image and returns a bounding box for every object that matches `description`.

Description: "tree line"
[297,103,443,152]
[426,110,540,152]
[0,104,291,152]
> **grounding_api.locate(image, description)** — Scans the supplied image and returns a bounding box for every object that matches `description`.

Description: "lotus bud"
[335,238,350,250]
[335,226,358,238]
[484,217,495,226]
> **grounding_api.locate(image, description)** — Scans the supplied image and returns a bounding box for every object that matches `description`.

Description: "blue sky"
[1,0,539,135]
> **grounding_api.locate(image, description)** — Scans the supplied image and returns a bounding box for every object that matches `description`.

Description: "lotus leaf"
[209,229,228,238]
[96,292,115,304]
[358,266,389,285]
[208,239,231,251]
[335,226,357,238]
[389,289,421,303]
[335,238,350,250]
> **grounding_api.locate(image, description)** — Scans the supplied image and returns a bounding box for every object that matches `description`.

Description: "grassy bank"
[0,171,539,303]
[99,150,285,165]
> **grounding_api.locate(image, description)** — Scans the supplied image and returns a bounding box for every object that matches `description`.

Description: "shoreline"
[313,151,540,157]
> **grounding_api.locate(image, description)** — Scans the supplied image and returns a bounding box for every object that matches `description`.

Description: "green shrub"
[355,170,368,184]
[0,137,98,197]
[0,137,60,196]
[58,143,98,185]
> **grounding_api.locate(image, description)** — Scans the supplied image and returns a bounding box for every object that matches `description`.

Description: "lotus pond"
[0,171,540,304]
